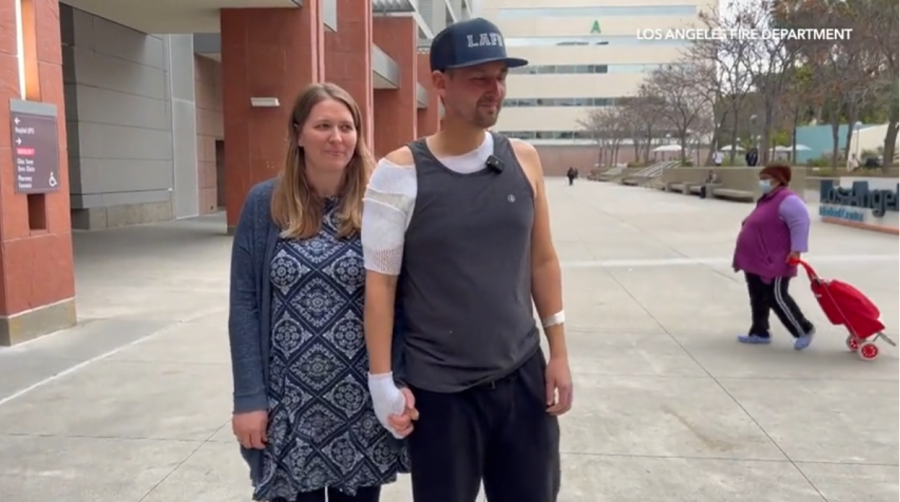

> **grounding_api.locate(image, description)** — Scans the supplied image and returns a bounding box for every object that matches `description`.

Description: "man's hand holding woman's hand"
[388,388,418,437]
[368,372,418,438]
[232,380,420,449]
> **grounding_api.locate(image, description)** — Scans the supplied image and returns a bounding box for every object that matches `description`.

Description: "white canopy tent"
[773,144,812,152]
[651,144,683,152]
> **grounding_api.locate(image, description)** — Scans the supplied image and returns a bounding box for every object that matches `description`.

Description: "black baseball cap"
[429,18,528,72]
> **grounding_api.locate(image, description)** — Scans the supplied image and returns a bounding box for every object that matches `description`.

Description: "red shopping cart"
[791,258,895,361]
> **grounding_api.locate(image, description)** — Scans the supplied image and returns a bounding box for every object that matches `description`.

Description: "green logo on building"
[590,20,601,34]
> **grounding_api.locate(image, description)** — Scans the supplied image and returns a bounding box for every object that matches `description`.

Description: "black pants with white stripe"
[745,272,815,338]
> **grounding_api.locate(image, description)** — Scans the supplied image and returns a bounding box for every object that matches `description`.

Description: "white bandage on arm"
[361,160,417,275]
[542,310,565,328]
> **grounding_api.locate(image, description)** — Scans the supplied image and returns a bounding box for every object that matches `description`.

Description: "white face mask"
[759,179,772,194]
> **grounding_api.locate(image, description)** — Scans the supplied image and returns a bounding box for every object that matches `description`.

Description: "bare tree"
[579,106,630,167]
[641,63,710,164]
[691,107,717,165]
[736,0,803,164]
[618,90,667,164]
[616,93,659,164]
[858,0,899,166]
[778,0,881,167]
[680,44,724,165]
[779,65,816,162]
[687,0,756,164]
[613,103,644,164]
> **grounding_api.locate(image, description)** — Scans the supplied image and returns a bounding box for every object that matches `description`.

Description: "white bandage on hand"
[367,372,408,439]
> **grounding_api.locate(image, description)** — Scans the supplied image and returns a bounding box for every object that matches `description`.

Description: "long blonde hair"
[271,82,373,240]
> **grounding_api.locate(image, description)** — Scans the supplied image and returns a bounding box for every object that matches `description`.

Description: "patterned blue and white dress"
[253,197,407,501]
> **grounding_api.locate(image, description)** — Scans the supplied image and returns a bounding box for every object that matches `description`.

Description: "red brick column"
[416,50,440,138]
[325,0,373,149]
[372,16,418,159]
[221,5,324,231]
[0,0,76,345]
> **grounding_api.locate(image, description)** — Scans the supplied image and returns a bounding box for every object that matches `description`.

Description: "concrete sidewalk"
[0,179,896,502]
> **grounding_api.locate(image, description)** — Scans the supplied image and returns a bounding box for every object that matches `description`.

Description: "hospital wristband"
[541,311,565,328]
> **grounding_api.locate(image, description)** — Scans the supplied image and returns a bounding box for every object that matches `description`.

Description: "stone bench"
[684,182,707,195]
[646,179,666,190]
[622,175,659,186]
[712,187,756,202]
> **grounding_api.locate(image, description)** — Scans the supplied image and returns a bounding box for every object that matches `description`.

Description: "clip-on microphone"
[485,155,504,173]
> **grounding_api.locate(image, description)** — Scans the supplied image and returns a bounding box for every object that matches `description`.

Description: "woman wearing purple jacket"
[732,164,816,349]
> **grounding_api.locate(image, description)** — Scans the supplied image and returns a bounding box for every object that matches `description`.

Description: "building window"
[607,64,662,73]
[508,64,663,75]
[504,130,597,140]
[496,6,697,19]
[504,36,690,47]
[503,97,616,107]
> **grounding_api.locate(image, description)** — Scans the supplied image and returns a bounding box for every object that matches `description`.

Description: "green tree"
[774,0,898,167]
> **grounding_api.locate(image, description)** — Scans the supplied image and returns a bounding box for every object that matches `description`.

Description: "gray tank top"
[399,133,540,393]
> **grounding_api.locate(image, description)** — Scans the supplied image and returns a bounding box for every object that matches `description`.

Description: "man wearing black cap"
[360,17,571,502]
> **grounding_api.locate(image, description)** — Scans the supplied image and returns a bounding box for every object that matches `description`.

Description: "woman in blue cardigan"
[227,83,409,502]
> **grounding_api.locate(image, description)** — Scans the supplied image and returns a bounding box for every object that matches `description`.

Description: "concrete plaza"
[0,179,897,502]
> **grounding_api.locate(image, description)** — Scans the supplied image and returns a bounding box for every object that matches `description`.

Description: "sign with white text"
[9,100,60,194]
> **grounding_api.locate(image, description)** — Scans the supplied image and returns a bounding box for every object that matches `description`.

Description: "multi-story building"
[479,1,712,155]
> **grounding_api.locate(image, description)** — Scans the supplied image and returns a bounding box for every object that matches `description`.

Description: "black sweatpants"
[408,350,561,502]
[745,272,814,338]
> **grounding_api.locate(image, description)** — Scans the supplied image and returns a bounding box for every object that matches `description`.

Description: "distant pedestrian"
[699,170,719,199]
[847,153,859,172]
[745,147,759,167]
